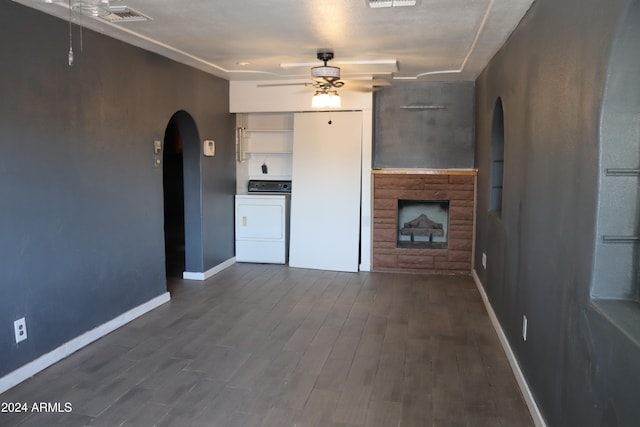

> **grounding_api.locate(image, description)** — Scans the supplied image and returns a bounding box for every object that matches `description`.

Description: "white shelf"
[242,127,293,156]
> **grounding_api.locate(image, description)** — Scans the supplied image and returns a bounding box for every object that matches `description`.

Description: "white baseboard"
[0,292,170,395]
[359,263,372,272]
[471,270,547,427]
[183,257,236,281]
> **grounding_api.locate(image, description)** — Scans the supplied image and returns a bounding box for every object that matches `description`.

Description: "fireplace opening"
[397,200,449,249]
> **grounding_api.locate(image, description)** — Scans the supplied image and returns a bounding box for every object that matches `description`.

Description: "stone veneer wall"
[372,170,477,273]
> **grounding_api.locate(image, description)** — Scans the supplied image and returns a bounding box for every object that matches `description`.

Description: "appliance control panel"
[248,180,292,193]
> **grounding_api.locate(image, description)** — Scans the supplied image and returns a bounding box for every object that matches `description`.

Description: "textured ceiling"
[14,0,535,82]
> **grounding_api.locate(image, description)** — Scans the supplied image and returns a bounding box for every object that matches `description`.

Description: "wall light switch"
[203,140,215,157]
[153,140,162,154]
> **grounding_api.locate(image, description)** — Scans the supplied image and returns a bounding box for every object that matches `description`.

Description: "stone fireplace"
[373,169,476,273]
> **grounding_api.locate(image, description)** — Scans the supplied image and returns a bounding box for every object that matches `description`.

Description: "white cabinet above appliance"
[236,113,293,193]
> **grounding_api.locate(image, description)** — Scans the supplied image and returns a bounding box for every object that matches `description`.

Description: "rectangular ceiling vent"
[101,6,152,23]
[367,0,418,8]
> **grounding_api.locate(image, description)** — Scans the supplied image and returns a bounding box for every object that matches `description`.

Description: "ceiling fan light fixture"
[328,91,341,108]
[312,49,342,83]
[312,91,327,108]
[312,90,341,109]
[311,65,341,80]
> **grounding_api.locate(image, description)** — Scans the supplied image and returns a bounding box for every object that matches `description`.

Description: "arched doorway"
[162,111,203,280]
[163,116,185,277]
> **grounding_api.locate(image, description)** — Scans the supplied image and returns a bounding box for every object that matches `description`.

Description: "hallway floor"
[1,264,533,426]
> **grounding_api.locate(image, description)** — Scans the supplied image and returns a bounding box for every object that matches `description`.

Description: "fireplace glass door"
[397,200,449,249]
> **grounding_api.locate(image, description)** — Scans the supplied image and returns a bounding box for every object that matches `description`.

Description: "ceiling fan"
[309,49,344,90]
[257,49,390,93]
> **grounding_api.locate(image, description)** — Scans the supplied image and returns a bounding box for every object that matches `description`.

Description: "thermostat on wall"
[203,139,215,157]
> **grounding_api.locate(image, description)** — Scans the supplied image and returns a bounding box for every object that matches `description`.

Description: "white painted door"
[289,111,362,272]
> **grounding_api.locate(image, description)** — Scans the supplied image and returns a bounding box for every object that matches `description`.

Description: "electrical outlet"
[482,252,487,269]
[14,317,27,344]
[522,315,528,341]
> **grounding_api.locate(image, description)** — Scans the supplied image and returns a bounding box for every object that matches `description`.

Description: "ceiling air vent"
[101,6,151,23]
[367,0,418,7]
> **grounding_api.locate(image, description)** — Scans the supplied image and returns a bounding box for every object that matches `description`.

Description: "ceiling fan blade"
[343,78,391,89]
[338,78,392,92]
[343,85,376,93]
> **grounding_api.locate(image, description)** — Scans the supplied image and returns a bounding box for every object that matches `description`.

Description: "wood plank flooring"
[0,264,533,427]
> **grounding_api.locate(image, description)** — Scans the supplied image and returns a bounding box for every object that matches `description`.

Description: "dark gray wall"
[0,1,235,377]
[474,0,640,425]
[373,81,474,169]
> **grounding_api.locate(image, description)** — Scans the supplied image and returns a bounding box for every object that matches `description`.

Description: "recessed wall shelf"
[601,235,640,244]
[399,105,447,110]
[605,168,640,176]
[592,0,640,304]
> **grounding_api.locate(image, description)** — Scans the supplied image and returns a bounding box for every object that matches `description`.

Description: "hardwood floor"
[0,264,533,427]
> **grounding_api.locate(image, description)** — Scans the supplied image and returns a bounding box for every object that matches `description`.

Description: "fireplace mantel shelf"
[372,168,477,176]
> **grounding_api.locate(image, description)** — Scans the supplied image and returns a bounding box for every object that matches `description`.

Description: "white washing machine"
[235,181,291,264]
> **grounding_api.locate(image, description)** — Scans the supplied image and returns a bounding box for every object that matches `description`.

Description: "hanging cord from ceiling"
[68,0,73,66]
